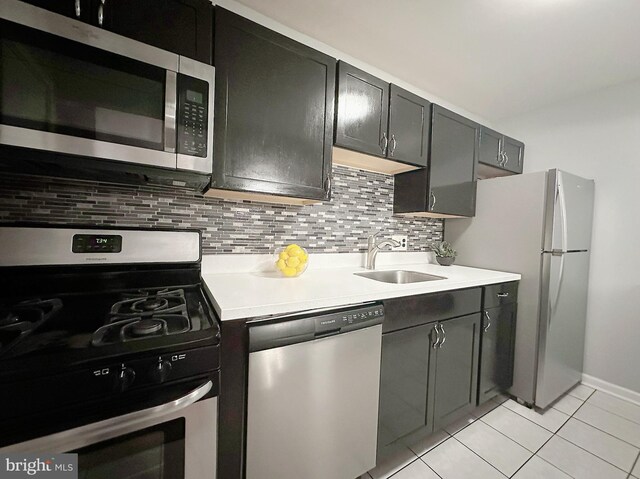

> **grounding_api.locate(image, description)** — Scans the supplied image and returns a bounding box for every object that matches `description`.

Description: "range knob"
[150,360,173,384]
[116,367,136,392]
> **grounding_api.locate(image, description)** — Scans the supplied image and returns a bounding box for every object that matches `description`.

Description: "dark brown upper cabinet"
[19,0,213,64]
[19,0,92,22]
[335,63,390,156]
[502,136,525,173]
[334,62,430,175]
[207,8,335,205]
[388,85,431,168]
[394,105,479,218]
[100,0,213,64]
[477,126,525,178]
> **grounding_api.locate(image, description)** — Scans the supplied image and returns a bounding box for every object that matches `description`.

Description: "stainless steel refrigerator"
[445,169,594,409]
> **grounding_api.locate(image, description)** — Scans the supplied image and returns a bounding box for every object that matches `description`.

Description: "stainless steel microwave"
[0,0,214,190]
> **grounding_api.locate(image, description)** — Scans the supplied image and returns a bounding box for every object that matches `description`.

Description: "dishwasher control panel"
[315,304,384,333]
[249,303,384,352]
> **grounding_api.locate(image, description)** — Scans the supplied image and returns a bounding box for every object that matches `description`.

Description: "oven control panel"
[72,234,122,253]
[96,345,219,393]
[3,345,219,425]
[177,74,209,158]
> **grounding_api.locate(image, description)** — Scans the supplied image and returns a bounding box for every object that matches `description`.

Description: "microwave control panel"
[177,75,209,158]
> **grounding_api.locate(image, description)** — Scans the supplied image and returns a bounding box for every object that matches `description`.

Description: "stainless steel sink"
[354,270,446,284]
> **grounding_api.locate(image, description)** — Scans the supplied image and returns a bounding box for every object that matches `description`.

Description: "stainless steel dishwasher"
[246,303,384,479]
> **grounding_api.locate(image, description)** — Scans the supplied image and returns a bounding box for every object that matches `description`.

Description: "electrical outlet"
[391,235,407,251]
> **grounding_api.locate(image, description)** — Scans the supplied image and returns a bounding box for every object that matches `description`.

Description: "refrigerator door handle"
[558,175,569,253]
[549,253,565,327]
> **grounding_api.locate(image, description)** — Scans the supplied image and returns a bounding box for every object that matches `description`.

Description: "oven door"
[0,382,217,479]
[0,0,177,170]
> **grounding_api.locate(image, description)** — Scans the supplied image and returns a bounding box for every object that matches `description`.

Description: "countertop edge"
[203,265,520,322]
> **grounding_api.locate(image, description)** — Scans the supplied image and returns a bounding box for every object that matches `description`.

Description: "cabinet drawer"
[483,282,518,309]
[383,288,482,334]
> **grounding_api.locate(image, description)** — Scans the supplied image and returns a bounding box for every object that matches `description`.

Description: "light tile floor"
[363,384,640,479]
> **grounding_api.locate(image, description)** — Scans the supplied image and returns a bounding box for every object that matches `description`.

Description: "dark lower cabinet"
[483,281,519,310]
[378,324,433,450]
[431,314,481,429]
[211,8,335,201]
[378,285,518,463]
[378,289,482,461]
[478,303,517,404]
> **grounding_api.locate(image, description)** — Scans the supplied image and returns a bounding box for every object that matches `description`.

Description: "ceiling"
[234,0,640,121]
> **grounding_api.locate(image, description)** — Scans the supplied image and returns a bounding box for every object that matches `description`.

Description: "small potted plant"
[433,241,457,266]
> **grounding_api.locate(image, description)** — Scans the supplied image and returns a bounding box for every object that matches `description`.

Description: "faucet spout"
[366,233,401,270]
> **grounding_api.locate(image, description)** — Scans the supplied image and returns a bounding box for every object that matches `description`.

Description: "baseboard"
[582,373,640,406]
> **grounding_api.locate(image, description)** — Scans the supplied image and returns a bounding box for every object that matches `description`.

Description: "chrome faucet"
[366,232,401,270]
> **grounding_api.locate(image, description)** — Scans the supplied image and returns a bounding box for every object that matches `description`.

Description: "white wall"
[497,80,640,394]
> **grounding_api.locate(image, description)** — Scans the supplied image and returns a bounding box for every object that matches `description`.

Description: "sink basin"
[354,270,446,284]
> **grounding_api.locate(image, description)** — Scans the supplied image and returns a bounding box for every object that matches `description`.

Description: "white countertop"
[201,253,521,321]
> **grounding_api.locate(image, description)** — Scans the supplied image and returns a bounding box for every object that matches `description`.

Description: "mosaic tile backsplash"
[0,166,443,254]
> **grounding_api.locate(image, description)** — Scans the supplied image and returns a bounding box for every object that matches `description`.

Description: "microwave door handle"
[1,380,212,454]
[164,70,178,154]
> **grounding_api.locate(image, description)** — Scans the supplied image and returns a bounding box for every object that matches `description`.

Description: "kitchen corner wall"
[0,165,442,254]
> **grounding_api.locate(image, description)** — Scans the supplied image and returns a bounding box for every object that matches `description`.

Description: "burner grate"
[0,299,63,357]
[91,289,192,347]
[110,289,188,319]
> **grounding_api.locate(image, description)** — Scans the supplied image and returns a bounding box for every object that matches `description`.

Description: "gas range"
[0,225,220,446]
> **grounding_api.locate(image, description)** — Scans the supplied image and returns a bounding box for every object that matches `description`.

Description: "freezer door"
[536,251,590,409]
[544,170,595,252]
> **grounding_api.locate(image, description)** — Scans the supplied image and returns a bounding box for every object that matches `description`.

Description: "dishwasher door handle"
[314,328,342,339]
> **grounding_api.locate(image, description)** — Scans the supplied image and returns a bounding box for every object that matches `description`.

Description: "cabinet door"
[20,0,91,22]
[431,313,481,429]
[378,323,435,450]
[387,84,430,167]
[335,62,389,158]
[98,0,213,64]
[502,136,524,174]
[213,8,335,200]
[429,105,479,217]
[478,304,517,404]
[478,126,503,168]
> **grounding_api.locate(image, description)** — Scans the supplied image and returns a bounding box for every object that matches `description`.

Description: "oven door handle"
[1,380,212,453]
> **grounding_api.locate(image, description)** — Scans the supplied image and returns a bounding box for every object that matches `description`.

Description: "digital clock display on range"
[72,234,122,253]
